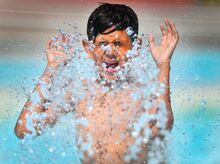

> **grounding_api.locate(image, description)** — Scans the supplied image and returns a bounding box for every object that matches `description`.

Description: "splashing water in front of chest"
[23,24,169,163]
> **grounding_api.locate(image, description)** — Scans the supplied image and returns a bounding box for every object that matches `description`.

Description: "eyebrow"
[94,33,130,43]
[100,24,124,35]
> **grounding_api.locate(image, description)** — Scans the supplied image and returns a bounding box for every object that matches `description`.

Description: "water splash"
[22,24,170,163]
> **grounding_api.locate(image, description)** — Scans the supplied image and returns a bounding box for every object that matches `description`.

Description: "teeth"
[108,63,118,68]
[103,62,119,69]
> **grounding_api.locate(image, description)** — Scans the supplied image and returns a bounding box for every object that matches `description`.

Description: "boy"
[15,3,179,163]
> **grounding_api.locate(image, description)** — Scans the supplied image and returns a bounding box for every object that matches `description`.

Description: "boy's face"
[83,27,133,80]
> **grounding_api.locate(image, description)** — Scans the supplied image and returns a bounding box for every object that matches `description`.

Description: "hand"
[46,34,73,68]
[148,19,179,66]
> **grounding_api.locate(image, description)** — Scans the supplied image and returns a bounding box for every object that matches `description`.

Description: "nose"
[105,44,117,59]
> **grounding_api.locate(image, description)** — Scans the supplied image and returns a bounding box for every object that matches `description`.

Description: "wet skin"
[75,87,147,164]
[81,28,144,163]
[83,27,133,81]
[80,28,151,163]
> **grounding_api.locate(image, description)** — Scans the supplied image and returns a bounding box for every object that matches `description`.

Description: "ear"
[135,37,142,51]
[137,37,142,46]
[82,39,93,58]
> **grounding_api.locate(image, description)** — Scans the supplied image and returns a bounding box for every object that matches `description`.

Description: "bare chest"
[75,89,141,144]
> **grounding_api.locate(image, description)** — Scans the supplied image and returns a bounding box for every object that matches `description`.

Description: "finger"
[171,22,179,39]
[160,23,167,36]
[59,34,69,51]
[148,33,156,50]
[49,35,59,49]
[51,41,57,50]
[58,34,68,44]
[60,34,66,42]
[47,39,52,49]
[65,34,71,43]
[165,19,172,34]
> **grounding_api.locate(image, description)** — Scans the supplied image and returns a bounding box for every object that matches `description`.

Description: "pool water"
[1,40,220,164]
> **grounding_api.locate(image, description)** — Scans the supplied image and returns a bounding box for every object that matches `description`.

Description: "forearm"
[15,66,56,138]
[15,34,71,138]
[147,19,178,131]
[157,62,173,129]
[148,62,173,138]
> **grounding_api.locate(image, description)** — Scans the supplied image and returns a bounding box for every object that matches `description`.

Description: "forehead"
[95,30,131,42]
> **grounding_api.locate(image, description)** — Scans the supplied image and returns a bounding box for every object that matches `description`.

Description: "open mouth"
[103,61,119,73]
[105,62,118,68]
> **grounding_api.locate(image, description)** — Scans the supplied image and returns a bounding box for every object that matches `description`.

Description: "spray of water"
[21,24,170,163]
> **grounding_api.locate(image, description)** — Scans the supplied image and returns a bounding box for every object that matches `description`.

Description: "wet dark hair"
[87,3,139,41]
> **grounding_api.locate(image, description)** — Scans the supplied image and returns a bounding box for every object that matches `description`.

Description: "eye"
[99,41,108,46]
[114,41,122,47]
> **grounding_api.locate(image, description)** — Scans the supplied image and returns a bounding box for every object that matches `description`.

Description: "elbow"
[14,109,32,139]
[166,112,174,130]
[14,119,31,139]
[165,101,174,130]
[14,125,25,139]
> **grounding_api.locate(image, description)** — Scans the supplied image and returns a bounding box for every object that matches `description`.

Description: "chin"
[105,74,117,81]
[98,64,120,81]
[101,72,117,81]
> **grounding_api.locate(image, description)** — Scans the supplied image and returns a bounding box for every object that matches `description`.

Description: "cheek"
[92,48,104,63]
[117,47,129,60]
